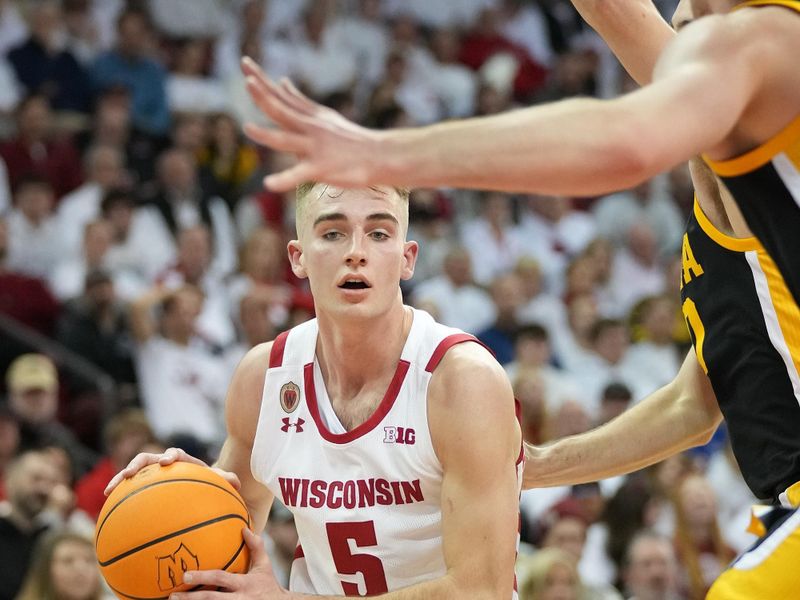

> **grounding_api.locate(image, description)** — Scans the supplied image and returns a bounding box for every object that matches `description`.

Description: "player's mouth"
[337,276,371,290]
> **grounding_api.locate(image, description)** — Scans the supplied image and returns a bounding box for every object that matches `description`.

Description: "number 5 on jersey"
[326,521,388,596]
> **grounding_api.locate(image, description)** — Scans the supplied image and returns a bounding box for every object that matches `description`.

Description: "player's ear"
[287,240,307,279]
[401,240,418,281]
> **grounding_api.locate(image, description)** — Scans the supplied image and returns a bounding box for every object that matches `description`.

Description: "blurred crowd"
[0,1,756,599]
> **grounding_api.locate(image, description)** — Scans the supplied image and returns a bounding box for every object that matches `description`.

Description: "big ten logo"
[383,426,415,445]
[157,543,199,591]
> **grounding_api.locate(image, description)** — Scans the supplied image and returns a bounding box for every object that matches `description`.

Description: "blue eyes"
[321,231,389,241]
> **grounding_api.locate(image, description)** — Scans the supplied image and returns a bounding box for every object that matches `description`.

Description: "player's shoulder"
[427,340,513,413]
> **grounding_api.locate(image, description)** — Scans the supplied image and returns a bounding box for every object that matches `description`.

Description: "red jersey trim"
[269,331,290,368]
[304,359,411,444]
[424,333,490,372]
[293,544,304,560]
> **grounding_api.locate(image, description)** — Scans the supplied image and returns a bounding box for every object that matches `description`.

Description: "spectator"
[15,529,106,600]
[0,94,83,197]
[196,112,260,210]
[518,547,584,600]
[607,222,667,317]
[56,269,138,398]
[412,246,496,334]
[62,0,103,65]
[129,285,228,448]
[0,450,59,600]
[478,272,526,364]
[327,0,389,87]
[0,0,27,57]
[427,28,479,119]
[597,382,633,426]
[5,175,63,279]
[672,474,736,599]
[593,176,685,258]
[166,39,228,115]
[0,214,60,338]
[514,257,567,338]
[627,295,682,389]
[147,0,228,39]
[156,225,235,348]
[622,531,681,600]
[459,191,525,285]
[513,369,548,445]
[225,292,278,375]
[550,292,598,374]
[498,0,556,68]
[138,147,237,277]
[7,0,92,113]
[91,9,170,136]
[505,324,581,410]
[518,195,597,269]
[49,221,113,302]
[57,144,126,258]
[5,354,96,477]
[227,226,301,332]
[74,409,154,520]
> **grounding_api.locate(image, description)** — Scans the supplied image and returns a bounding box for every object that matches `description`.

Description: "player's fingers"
[263,163,317,193]
[158,447,207,467]
[104,452,162,495]
[242,527,271,570]
[182,569,239,590]
[245,76,308,132]
[241,55,268,82]
[210,468,241,491]
[278,77,318,115]
[243,123,311,155]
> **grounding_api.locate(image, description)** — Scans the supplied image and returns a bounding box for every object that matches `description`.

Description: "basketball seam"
[97,513,249,566]
[96,478,249,546]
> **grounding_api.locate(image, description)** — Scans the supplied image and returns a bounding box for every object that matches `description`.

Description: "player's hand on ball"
[104,447,241,496]
[169,528,286,599]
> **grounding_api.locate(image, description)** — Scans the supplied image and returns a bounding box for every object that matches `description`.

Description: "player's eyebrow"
[313,212,398,227]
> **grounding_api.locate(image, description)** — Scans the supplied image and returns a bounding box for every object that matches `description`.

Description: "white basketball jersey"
[251,308,521,596]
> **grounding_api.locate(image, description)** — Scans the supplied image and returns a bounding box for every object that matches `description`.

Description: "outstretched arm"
[523,348,723,490]
[242,15,763,196]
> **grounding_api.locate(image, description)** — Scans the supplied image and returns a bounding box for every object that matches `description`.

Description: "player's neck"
[315,304,412,395]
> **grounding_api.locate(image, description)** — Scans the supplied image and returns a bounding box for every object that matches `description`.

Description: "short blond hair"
[295,182,411,234]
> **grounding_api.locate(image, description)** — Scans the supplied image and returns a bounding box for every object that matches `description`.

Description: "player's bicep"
[430,348,521,598]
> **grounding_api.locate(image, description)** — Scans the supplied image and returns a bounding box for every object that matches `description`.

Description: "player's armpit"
[427,343,521,599]
[219,342,275,533]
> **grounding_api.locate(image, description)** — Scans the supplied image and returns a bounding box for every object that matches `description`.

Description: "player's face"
[289,186,418,320]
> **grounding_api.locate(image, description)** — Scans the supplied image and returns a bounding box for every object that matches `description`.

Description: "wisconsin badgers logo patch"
[280,382,300,413]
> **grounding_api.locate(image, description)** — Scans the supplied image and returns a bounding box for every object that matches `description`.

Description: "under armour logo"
[281,417,305,432]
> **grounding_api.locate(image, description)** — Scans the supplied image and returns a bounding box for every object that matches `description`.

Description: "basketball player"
[106,184,523,598]
[240,0,800,309]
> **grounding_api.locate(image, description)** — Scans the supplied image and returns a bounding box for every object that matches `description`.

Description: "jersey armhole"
[269,330,290,368]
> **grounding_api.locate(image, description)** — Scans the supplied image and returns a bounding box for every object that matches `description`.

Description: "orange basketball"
[96,462,251,599]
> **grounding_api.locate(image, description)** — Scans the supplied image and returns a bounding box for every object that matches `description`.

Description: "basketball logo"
[280,382,300,413]
[157,543,199,591]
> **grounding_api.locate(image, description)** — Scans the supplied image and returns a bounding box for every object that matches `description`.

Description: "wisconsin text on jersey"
[278,477,425,509]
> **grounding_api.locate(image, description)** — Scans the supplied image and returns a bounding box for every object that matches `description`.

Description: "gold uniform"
[700,1,800,596]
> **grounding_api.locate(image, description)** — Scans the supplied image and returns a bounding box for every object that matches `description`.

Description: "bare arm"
[570,0,675,85]
[242,16,764,195]
[217,342,275,533]
[128,286,171,343]
[523,348,722,489]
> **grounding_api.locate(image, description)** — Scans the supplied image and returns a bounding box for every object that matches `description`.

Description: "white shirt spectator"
[500,3,555,67]
[57,182,104,258]
[625,340,682,390]
[0,57,20,113]
[291,30,358,98]
[327,13,390,86]
[384,0,498,28]
[412,275,496,334]
[459,218,526,285]
[167,75,229,115]
[148,0,228,37]
[0,1,27,56]
[706,449,758,553]
[504,363,581,412]
[593,177,686,256]
[606,249,666,317]
[91,0,124,50]
[48,256,145,302]
[135,336,228,447]
[428,61,477,119]
[6,209,63,279]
